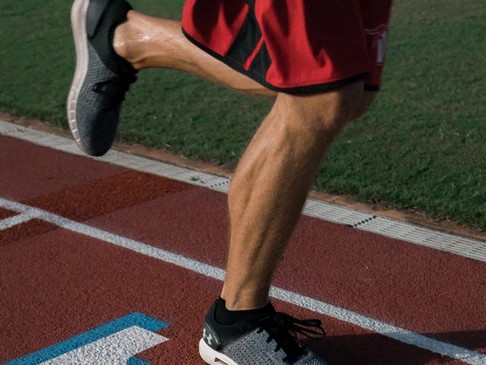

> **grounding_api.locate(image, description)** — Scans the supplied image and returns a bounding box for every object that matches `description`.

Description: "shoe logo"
[202,324,221,350]
[203,328,214,346]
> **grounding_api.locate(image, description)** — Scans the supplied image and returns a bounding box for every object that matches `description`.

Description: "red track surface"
[1,135,485,365]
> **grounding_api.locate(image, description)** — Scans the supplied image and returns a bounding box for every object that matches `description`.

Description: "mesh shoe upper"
[69,0,136,156]
[75,43,135,155]
[201,300,328,365]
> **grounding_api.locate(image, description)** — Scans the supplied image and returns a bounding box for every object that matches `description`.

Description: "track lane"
[1,133,485,364]
[0,227,471,365]
[1,197,485,364]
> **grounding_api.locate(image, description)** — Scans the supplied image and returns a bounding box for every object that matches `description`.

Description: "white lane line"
[1,120,484,263]
[0,212,35,230]
[1,197,485,365]
[271,288,486,364]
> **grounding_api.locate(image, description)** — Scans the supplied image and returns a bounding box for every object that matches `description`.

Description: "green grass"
[0,0,485,230]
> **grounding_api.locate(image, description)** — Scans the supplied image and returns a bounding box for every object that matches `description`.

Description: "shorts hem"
[364,84,380,91]
[182,27,371,95]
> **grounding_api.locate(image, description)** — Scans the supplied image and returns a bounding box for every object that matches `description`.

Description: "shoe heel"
[68,0,90,149]
[199,338,236,365]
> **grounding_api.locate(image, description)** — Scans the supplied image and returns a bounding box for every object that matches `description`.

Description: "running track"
[1,120,485,365]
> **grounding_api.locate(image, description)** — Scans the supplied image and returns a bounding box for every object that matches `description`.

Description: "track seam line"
[350,215,378,228]
[0,197,485,365]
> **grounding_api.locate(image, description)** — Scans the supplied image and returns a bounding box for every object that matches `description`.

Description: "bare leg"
[222,83,370,309]
[114,11,275,99]
[113,10,376,310]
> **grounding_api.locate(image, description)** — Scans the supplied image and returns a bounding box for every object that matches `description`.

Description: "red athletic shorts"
[182,0,393,93]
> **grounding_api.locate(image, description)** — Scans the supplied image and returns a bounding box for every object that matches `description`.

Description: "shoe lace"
[92,73,137,108]
[257,312,326,363]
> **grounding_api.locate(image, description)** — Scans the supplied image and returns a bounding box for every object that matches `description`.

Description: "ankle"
[215,298,273,325]
[112,11,144,69]
[221,289,270,311]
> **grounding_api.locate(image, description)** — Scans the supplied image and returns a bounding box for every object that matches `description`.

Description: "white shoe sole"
[199,338,239,365]
[67,0,89,153]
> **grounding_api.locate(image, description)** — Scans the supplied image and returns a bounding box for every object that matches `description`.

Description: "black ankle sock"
[214,297,273,325]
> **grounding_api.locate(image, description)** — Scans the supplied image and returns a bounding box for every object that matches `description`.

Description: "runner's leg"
[112,7,377,310]
[222,82,373,309]
[114,11,275,99]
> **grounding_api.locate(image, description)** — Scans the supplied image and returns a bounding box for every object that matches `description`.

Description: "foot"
[67,0,137,156]
[199,300,329,365]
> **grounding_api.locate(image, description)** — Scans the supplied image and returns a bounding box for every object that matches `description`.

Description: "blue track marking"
[4,312,169,365]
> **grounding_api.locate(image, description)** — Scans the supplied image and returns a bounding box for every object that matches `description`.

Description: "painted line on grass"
[1,196,485,365]
[1,120,484,263]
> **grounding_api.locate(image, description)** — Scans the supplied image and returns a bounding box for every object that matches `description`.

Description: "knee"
[275,82,376,138]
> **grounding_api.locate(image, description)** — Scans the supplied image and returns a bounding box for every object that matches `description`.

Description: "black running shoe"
[199,300,329,365]
[67,0,137,156]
